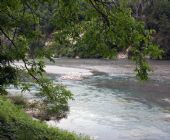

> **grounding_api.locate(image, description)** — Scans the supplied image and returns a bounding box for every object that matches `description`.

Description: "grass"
[0,96,90,140]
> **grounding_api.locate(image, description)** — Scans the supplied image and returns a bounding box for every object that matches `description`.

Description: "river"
[44,59,170,140]
[12,59,170,140]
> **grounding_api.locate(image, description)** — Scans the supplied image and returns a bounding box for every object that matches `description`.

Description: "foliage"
[129,0,170,59]
[52,0,162,80]
[0,0,163,95]
[0,0,73,118]
[144,0,170,59]
[0,97,90,140]
[36,84,73,120]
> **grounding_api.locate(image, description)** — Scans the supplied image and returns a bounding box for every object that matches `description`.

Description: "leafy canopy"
[53,0,163,80]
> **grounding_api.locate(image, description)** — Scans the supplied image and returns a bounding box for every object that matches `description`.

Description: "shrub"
[8,95,28,108]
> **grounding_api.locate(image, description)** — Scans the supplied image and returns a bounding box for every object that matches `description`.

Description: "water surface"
[46,59,170,140]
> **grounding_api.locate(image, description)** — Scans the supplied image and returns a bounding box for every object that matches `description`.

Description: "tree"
[144,0,170,59]
[53,0,162,80]
[0,0,162,116]
[129,0,170,59]
[0,0,72,118]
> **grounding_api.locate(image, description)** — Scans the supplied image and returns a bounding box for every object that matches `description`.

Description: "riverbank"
[0,96,90,140]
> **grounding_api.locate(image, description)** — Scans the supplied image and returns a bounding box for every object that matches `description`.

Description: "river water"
[14,59,170,140]
[46,59,170,140]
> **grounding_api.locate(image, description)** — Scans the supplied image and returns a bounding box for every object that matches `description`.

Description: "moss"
[0,96,90,140]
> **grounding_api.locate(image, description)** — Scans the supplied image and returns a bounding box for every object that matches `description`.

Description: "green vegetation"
[52,0,162,80]
[130,0,170,59]
[0,96,90,140]
[0,0,73,119]
[144,0,170,59]
[0,0,166,139]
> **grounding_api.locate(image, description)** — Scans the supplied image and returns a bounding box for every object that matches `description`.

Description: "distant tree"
[144,0,170,59]
[130,0,170,59]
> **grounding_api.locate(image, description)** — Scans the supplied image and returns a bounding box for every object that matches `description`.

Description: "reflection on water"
[48,70,170,140]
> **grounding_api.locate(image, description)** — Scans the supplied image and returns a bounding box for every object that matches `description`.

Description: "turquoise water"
[48,72,170,140]
[11,59,170,140]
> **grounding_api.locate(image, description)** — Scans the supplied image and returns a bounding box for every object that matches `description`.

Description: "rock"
[75,56,80,59]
